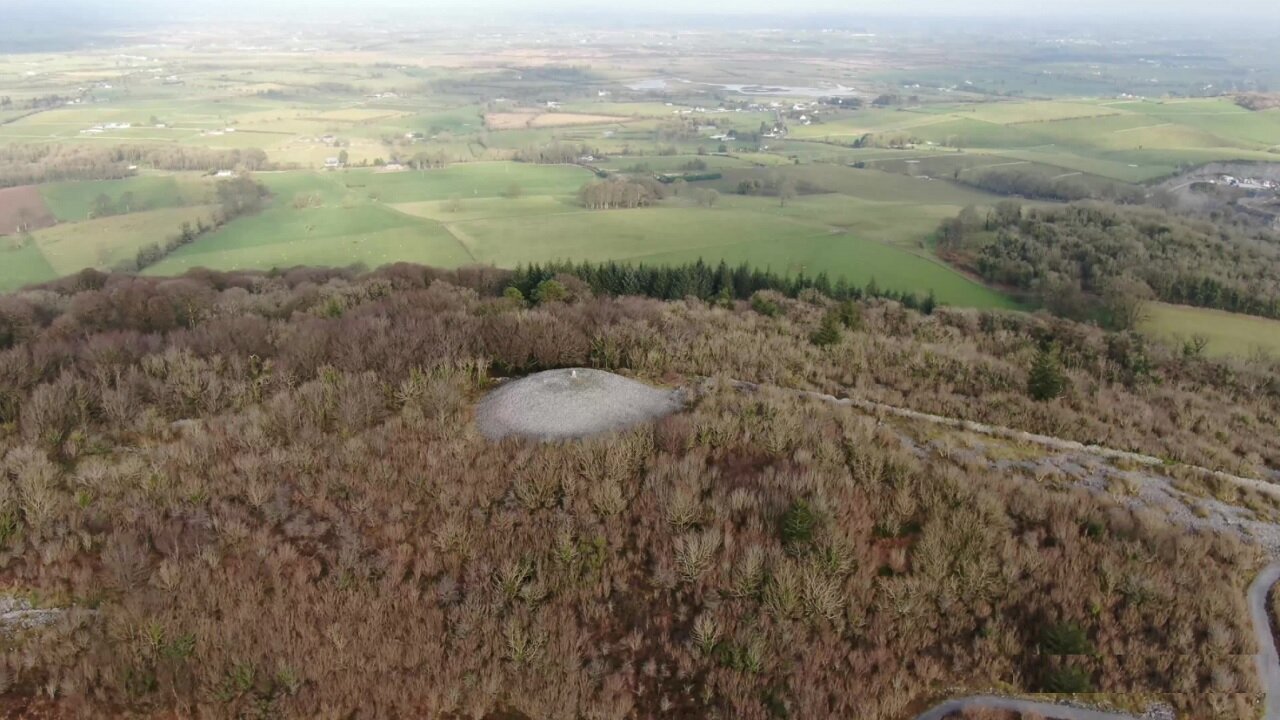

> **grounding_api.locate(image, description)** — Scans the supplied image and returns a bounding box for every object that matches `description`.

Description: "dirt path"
[440,223,479,263]
[722,379,1278,499]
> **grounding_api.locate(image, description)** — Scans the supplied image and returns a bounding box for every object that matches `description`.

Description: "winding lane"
[914,695,1147,720]
[1252,563,1280,720]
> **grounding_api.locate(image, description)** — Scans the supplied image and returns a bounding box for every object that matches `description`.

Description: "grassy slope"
[450,203,1017,308]
[137,162,1013,307]
[795,99,1280,183]
[1142,303,1280,358]
[342,163,594,203]
[35,205,218,276]
[40,176,213,222]
[0,242,58,292]
[146,203,472,275]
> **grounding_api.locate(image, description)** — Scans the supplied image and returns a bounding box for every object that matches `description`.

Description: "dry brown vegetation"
[0,186,55,236]
[0,264,1274,718]
[1235,94,1280,111]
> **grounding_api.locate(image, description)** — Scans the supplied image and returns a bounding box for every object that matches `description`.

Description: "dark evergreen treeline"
[507,259,939,312]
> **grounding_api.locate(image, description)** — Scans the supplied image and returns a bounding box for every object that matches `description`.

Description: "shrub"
[1027,344,1067,401]
[1040,621,1093,655]
[1041,664,1094,693]
[780,499,816,552]
[502,286,526,305]
[810,310,842,347]
[750,292,781,318]
[532,279,568,304]
[835,300,862,330]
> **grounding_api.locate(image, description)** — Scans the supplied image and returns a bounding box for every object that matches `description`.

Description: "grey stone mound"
[476,368,683,441]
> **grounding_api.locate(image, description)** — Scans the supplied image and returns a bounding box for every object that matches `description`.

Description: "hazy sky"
[9,0,1280,26]
[494,0,1279,15]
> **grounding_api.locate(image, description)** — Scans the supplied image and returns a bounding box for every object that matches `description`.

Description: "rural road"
[1252,563,1280,720]
[913,695,1148,720]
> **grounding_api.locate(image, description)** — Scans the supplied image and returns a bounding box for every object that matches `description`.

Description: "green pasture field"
[711,193,987,249]
[337,163,594,203]
[1141,303,1280,358]
[134,164,592,277]
[723,152,795,166]
[786,111,956,140]
[40,175,214,221]
[595,154,756,173]
[391,195,580,222]
[33,206,218,275]
[1111,103,1280,148]
[0,205,216,289]
[788,99,1280,183]
[144,203,471,275]
[443,204,1016,308]
[146,222,472,275]
[110,162,1016,308]
[5,49,1275,325]
[0,241,58,292]
[701,165,1000,207]
[952,100,1124,125]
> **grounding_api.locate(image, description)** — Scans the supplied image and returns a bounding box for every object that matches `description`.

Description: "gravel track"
[913,695,1156,720]
[1252,563,1280,720]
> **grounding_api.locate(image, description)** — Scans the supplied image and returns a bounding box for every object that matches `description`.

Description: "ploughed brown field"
[0,186,55,236]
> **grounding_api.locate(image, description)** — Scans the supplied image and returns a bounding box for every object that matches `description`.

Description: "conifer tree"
[810,310,842,347]
[1028,344,1067,401]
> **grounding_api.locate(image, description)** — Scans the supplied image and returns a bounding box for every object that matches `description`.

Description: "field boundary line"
[1112,122,1173,134]
[440,223,479,263]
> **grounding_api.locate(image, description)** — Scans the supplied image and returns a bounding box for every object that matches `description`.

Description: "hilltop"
[0,263,1277,717]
